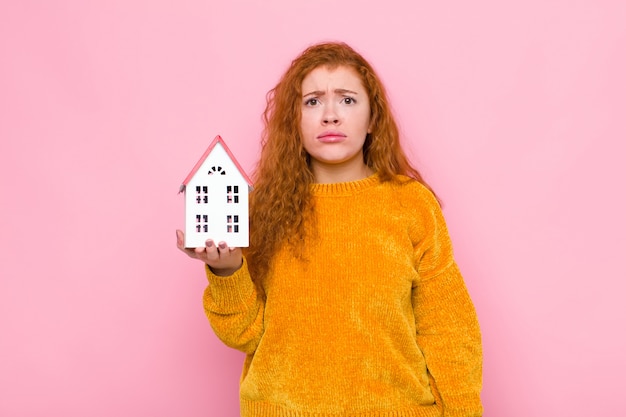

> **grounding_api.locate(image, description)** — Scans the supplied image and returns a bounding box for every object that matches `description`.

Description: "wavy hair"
[246,42,435,281]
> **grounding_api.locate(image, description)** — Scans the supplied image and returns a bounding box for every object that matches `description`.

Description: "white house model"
[179,135,252,248]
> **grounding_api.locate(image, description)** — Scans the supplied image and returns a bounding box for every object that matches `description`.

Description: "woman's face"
[300,65,372,181]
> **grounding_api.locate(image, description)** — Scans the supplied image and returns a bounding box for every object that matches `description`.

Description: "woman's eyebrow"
[335,88,358,95]
[303,88,359,97]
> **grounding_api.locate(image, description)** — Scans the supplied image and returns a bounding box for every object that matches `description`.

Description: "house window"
[226,215,239,233]
[226,185,239,204]
[195,214,209,233]
[209,166,226,175]
[195,186,209,204]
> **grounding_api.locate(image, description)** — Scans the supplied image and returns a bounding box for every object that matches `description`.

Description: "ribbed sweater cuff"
[241,400,442,417]
[204,258,255,310]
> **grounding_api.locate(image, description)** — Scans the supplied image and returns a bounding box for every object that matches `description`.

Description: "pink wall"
[1,1,625,416]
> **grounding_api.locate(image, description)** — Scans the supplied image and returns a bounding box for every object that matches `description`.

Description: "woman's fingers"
[209,243,243,276]
[199,239,220,262]
[176,230,202,259]
[176,229,185,250]
[177,230,242,273]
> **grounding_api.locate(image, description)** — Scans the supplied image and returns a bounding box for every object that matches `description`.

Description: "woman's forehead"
[301,65,366,92]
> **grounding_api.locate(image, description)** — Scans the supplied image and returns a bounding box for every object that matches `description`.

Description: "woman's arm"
[177,230,265,354]
[410,197,483,417]
[412,263,482,416]
[203,257,265,354]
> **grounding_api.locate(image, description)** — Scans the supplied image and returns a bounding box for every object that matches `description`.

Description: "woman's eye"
[305,98,319,106]
[342,97,356,104]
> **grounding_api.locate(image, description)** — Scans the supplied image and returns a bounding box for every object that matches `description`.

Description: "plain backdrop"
[1,1,625,416]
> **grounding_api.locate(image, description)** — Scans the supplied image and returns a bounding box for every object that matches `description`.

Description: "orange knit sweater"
[203,174,482,417]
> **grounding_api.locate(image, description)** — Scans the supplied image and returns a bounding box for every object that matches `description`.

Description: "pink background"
[1,1,625,416]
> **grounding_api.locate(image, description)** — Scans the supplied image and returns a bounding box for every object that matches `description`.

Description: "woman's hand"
[176,230,243,276]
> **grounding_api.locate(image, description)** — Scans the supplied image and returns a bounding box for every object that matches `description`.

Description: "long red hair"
[246,42,435,280]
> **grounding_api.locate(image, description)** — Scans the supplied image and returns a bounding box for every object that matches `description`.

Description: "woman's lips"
[317,131,346,143]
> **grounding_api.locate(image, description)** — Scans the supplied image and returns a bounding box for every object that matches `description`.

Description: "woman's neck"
[311,159,374,184]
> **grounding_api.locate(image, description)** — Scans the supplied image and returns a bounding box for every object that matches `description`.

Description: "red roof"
[179,135,253,193]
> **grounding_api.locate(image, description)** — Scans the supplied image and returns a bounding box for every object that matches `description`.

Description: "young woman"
[177,42,483,417]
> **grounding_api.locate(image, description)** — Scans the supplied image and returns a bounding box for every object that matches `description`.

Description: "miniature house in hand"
[179,135,252,248]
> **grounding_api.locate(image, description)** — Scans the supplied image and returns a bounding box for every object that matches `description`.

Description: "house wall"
[184,143,249,247]
[1,1,625,417]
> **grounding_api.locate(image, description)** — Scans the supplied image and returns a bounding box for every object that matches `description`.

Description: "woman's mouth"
[317,131,346,143]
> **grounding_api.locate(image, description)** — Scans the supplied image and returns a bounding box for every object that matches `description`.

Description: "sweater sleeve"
[203,257,265,354]
[411,192,483,417]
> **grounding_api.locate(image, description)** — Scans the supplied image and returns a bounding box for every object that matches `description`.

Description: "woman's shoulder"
[383,176,450,241]
[382,174,439,208]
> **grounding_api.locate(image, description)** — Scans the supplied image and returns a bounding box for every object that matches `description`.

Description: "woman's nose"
[322,104,339,125]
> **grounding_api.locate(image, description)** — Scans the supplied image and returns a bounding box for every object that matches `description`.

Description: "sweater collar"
[311,173,380,197]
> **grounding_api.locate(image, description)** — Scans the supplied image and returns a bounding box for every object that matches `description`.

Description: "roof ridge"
[179,135,253,193]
